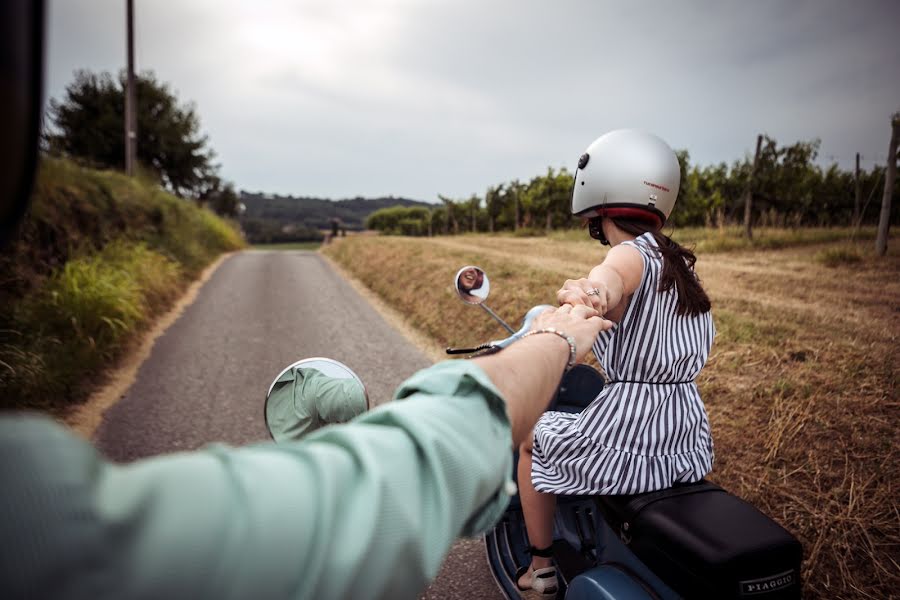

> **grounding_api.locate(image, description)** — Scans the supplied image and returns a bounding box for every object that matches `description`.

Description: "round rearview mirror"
[454,265,490,305]
[264,357,369,443]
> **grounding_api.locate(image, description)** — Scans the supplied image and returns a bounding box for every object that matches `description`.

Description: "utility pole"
[513,182,520,231]
[875,113,899,256]
[742,135,763,240]
[124,0,137,176]
[854,152,861,228]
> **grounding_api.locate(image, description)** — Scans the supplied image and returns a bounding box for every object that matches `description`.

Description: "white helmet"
[572,129,680,229]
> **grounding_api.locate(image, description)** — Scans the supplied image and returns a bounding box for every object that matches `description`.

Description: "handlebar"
[446,304,555,355]
[489,304,555,349]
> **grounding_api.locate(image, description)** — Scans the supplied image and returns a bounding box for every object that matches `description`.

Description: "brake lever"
[445,343,495,355]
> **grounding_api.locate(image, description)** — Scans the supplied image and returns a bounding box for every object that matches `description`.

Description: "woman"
[516,130,716,597]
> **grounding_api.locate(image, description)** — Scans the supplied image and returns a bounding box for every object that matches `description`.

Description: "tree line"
[44,71,897,237]
[239,193,429,243]
[367,136,899,236]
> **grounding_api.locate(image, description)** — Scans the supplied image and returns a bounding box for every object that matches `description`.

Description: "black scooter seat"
[595,480,802,599]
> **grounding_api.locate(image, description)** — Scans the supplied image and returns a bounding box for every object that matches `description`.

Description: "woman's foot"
[516,563,558,598]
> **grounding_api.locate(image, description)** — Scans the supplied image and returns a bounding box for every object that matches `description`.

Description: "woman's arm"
[557,244,644,321]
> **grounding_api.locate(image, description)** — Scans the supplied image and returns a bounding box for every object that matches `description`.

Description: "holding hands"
[532,304,613,363]
[557,278,611,315]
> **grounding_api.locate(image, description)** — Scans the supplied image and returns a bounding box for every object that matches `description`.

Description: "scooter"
[447,266,803,600]
[262,267,803,600]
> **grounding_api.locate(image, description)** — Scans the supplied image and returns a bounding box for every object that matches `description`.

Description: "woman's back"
[592,232,714,384]
[531,232,715,496]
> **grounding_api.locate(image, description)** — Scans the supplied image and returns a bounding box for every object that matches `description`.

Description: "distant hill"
[239,192,432,243]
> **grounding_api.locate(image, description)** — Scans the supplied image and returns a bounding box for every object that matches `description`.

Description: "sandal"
[515,545,558,598]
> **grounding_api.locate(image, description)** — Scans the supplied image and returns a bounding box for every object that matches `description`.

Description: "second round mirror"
[455,266,490,305]
[264,357,369,443]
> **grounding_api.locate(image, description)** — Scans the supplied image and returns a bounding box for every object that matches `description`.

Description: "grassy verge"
[0,158,245,413]
[323,232,899,599]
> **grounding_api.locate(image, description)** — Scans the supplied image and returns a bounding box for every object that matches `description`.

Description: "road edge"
[319,250,445,365]
[65,252,236,440]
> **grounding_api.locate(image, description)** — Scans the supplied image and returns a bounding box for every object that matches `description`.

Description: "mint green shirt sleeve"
[0,361,515,600]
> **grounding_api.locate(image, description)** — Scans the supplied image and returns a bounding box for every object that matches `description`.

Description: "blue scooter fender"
[566,566,656,600]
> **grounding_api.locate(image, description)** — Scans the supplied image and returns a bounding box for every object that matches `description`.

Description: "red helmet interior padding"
[594,207,664,230]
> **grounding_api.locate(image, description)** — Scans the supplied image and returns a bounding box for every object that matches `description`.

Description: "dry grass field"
[323,228,899,600]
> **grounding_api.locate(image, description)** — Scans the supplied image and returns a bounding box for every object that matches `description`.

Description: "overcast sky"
[47,0,900,202]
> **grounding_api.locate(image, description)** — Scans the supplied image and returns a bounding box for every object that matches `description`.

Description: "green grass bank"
[0,158,245,414]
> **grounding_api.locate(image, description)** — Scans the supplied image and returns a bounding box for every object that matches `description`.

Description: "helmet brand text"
[642,180,670,192]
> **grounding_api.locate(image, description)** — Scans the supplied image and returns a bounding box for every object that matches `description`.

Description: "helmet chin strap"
[588,217,610,246]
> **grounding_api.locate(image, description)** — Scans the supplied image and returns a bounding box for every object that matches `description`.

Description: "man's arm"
[475,303,610,444]
[0,306,606,600]
[102,362,516,600]
[0,365,512,600]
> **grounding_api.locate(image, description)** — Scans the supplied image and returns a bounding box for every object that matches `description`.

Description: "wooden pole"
[124,0,136,176]
[854,152,861,228]
[743,134,763,239]
[875,114,899,256]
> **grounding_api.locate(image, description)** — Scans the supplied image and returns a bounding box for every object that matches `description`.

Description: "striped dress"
[531,232,715,496]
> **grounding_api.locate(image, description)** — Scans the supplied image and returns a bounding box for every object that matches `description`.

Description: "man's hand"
[532,304,613,363]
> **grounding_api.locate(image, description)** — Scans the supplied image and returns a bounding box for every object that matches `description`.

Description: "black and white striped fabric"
[531,232,715,496]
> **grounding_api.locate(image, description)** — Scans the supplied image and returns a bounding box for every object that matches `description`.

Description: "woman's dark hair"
[611,217,711,316]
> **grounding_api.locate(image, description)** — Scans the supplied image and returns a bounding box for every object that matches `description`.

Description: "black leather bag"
[597,481,803,599]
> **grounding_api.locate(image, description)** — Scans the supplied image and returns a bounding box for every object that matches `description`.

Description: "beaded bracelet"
[522,327,577,371]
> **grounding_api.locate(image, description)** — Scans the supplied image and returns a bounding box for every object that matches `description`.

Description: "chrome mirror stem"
[479,303,515,334]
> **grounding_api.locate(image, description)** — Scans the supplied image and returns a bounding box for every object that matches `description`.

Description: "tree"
[484,184,505,233]
[209,182,240,217]
[519,168,574,231]
[438,195,461,234]
[46,70,218,198]
[502,179,524,231]
[430,205,448,235]
[466,194,481,232]
[547,167,575,229]
[365,206,430,236]
[674,149,691,215]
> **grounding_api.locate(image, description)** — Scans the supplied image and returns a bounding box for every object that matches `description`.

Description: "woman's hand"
[557,278,611,315]
[532,304,613,363]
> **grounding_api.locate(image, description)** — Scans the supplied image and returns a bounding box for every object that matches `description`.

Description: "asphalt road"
[93,250,503,600]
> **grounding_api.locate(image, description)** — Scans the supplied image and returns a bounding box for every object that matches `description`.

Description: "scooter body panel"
[484,493,682,599]
[566,566,659,600]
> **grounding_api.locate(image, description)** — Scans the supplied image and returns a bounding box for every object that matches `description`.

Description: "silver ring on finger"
[585,288,601,297]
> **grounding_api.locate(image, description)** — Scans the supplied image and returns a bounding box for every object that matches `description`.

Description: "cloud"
[46,0,900,199]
